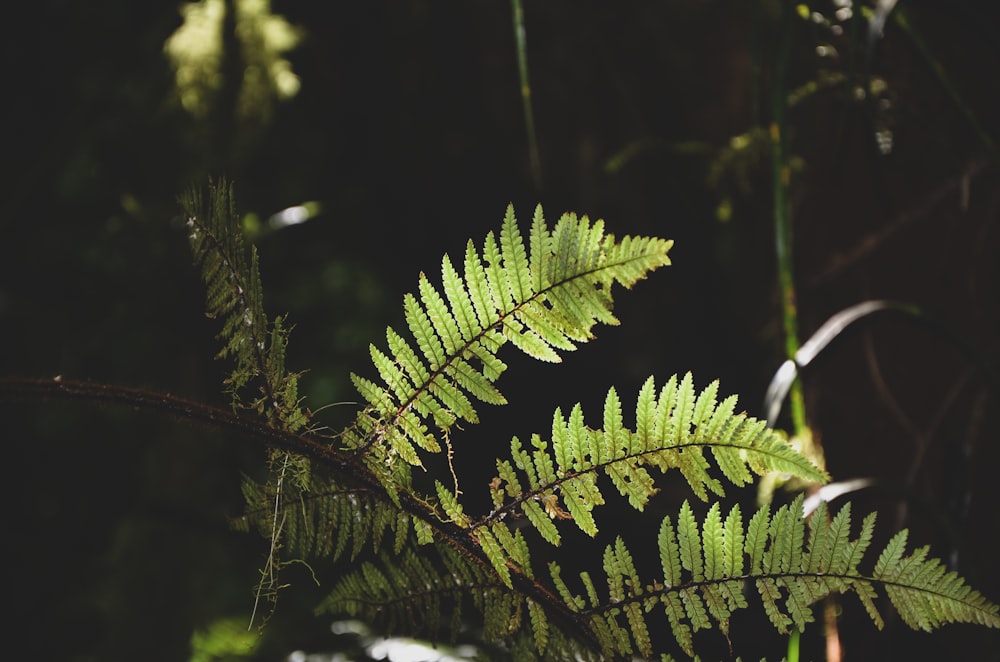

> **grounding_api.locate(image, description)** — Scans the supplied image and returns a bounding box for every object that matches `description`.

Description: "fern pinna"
[180,183,998,660]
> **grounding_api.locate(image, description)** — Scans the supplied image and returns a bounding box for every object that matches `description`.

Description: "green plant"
[4,180,997,660]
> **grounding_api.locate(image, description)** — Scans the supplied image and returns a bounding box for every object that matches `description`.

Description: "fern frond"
[345,204,673,478]
[180,179,305,429]
[559,495,1000,658]
[483,374,827,544]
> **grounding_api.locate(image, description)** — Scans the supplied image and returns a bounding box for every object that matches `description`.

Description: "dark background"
[2,1,998,659]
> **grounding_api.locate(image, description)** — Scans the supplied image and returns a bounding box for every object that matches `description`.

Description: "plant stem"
[786,628,800,662]
[772,8,805,659]
[511,0,543,191]
[771,1,808,440]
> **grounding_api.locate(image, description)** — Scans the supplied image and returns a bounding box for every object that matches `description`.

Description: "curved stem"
[0,376,599,651]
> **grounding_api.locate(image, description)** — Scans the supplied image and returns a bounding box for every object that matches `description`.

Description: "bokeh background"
[3,1,998,659]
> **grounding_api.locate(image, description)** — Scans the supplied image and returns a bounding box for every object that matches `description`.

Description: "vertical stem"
[511,0,543,191]
[772,7,837,660]
[771,1,807,439]
[786,628,801,662]
[824,598,843,661]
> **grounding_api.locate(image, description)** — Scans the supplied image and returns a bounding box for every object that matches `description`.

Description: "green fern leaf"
[440,254,478,340]
[602,387,625,462]
[745,503,771,576]
[503,318,562,362]
[580,570,601,609]
[425,371,476,423]
[419,274,465,357]
[722,504,746,582]
[565,495,1000,658]
[566,404,591,471]
[561,474,602,537]
[661,591,694,657]
[526,598,549,654]
[669,372,697,445]
[369,344,413,403]
[702,503,723,582]
[680,584,712,634]
[462,239,495,330]
[385,327,429,388]
[413,518,434,545]
[346,205,672,477]
[183,180,319,626]
[874,527,908,579]
[436,480,470,528]
[634,375,658,453]
[530,433,558,485]
[404,290,447,371]
[508,437,536,490]
[528,205,551,292]
[502,524,534,573]
[483,230,513,314]
[501,203,534,303]
[517,299,578,351]
[477,526,513,589]
[678,501,704,582]
[483,375,826,546]
[523,495,562,546]
[444,357,507,405]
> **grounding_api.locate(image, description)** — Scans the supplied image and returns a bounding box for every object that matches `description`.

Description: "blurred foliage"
[165,0,302,123]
